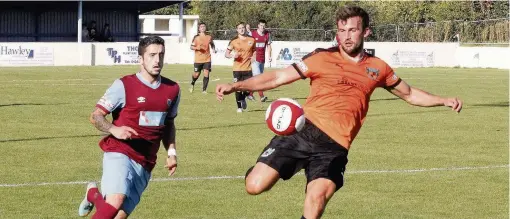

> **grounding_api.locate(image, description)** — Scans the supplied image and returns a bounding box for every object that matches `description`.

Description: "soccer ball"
[265,98,305,136]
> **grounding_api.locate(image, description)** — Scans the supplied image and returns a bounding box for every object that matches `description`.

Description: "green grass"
[0,65,507,219]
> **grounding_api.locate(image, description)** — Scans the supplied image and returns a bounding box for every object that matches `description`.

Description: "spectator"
[81,24,89,42]
[89,29,98,42]
[88,20,97,33]
[101,23,114,42]
[245,24,252,36]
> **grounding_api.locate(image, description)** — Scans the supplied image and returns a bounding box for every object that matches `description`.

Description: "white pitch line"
[0,164,506,188]
[0,79,103,82]
[0,78,223,87]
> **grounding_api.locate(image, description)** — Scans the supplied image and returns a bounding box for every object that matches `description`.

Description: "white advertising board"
[94,43,139,65]
[0,44,53,66]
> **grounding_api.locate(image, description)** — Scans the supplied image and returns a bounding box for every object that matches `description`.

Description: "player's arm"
[250,39,257,61]
[216,66,302,101]
[267,33,273,61]
[89,108,113,133]
[267,44,272,61]
[90,80,138,139]
[162,118,177,176]
[233,65,301,92]
[190,35,199,50]
[217,52,317,100]
[225,39,239,58]
[190,43,198,51]
[225,43,234,58]
[209,37,217,53]
[162,91,180,176]
[162,94,179,153]
[386,80,463,112]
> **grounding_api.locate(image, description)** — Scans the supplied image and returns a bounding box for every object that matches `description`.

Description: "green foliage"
[148,1,509,42]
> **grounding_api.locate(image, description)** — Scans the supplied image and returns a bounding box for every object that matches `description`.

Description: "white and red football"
[265,98,305,136]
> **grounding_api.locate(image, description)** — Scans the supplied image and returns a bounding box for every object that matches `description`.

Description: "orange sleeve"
[291,51,322,79]
[227,39,234,51]
[381,63,401,88]
[191,35,197,46]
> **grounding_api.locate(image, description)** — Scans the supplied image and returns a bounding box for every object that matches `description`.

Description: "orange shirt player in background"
[190,22,217,93]
[224,22,256,113]
[216,5,462,219]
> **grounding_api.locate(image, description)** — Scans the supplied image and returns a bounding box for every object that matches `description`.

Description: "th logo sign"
[106,48,121,63]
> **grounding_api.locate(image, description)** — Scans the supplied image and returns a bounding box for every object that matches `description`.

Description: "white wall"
[139,15,199,43]
[455,46,510,69]
[0,42,92,66]
[0,41,507,69]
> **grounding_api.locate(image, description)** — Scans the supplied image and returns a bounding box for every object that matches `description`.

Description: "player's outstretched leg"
[79,181,121,219]
[245,162,280,195]
[78,182,97,217]
[302,178,336,219]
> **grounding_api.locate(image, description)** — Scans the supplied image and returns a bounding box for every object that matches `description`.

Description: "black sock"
[202,77,209,91]
[191,76,198,86]
[301,216,307,219]
[241,91,249,100]
[235,92,243,108]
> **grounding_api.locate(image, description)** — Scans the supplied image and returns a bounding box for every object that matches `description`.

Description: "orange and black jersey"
[191,33,215,63]
[292,47,401,149]
[227,36,256,71]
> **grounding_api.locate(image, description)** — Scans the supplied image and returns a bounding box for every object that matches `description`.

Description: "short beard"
[143,64,160,76]
[341,41,364,56]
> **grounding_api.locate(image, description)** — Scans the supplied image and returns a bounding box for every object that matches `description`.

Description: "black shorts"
[194,62,212,72]
[256,120,349,191]
[232,71,252,83]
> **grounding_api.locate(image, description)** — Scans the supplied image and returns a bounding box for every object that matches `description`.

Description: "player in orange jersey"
[216,6,462,219]
[190,22,217,93]
[224,22,256,113]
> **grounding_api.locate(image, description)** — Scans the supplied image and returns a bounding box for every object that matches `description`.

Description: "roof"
[0,1,184,14]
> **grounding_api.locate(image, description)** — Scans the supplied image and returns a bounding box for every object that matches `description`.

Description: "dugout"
[0,1,184,42]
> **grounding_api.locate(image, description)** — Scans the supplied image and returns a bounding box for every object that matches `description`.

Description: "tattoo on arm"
[92,113,112,133]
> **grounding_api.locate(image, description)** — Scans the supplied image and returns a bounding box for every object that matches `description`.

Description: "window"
[154,19,169,31]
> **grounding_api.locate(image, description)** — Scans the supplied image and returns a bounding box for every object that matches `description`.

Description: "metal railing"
[211,18,509,43]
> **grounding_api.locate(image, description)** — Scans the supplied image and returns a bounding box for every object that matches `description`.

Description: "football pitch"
[0,64,507,219]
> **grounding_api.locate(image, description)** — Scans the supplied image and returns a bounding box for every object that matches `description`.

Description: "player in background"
[247,19,272,102]
[190,22,217,93]
[216,6,462,219]
[224,22,256,113]
[78,36,181,219]
[245,24,252,37]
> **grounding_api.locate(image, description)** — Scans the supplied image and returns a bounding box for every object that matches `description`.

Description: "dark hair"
[336,5,369,29]
[138,36,165,55]
[258,19,267,24]
[199,22,206,26]
[237,22,245,27]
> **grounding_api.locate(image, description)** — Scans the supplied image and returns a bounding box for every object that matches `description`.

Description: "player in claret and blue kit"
[77,36,181,219]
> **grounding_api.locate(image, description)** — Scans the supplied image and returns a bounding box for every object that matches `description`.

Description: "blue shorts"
[100,152,151,214]
[252,61,265,76]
